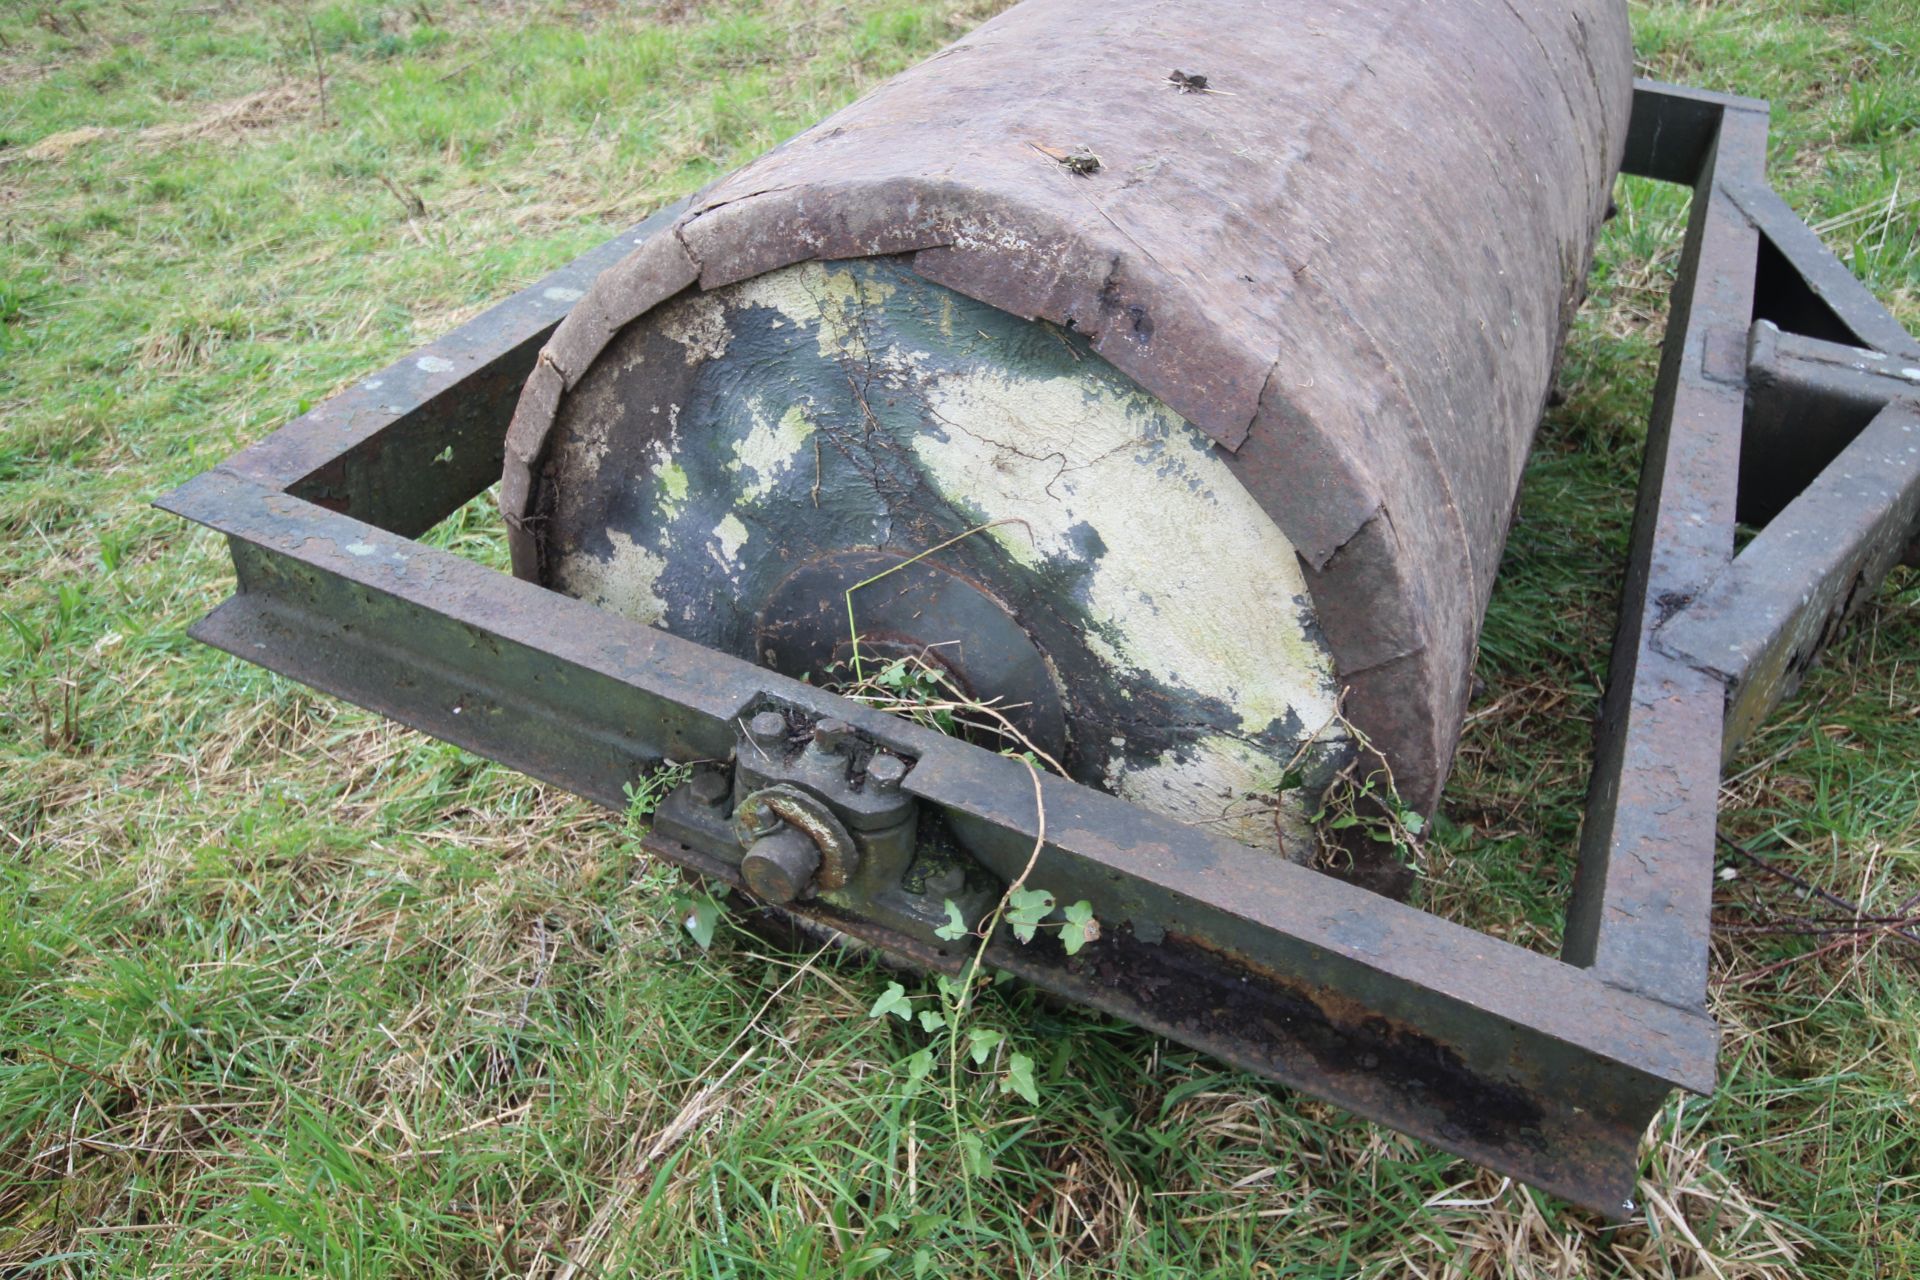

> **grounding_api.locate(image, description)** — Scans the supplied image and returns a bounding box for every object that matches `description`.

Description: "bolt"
[925,863,965,897]
[689,770,730,809]
[740,825,821,905]
[867,753,908,793]
[746,711,787,749]
[811,718,851,754]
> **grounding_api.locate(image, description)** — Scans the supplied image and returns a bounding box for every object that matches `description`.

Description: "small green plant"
[1845,78,1920,146]
[861,747,1101,1217]
[624,761,729,950]
[1310,720,1429,875]
[835,539,1108,1177]
[834,632,1094,1105]
[621,761,692,829]
[864,653,959,735]
[830,650,1070,775]
[935,886,1098,954]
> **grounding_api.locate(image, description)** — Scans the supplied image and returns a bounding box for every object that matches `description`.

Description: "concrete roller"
[500,0,1635,873]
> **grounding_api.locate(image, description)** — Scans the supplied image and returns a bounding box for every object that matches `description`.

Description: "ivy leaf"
[934,899,970,942]
[1059,899,1100,955]
[868,981,913,1021]
[959,1132,989,1177]
[1401,810,1427,836]
[1001,1051,1039,1105]
[1005,887,1056,943]
[935,973,967,1003]
[906,1047,934,1083]
[966,1027,1003,1065]
[1008,887,1055,914]
[917,1009,947,1034]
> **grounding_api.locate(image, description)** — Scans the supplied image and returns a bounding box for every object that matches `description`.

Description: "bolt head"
[740,827,822,905]
[867,753,908,793]
[689,771,730,808]
[811,718,851,753]
[926,863,965,896]
[746,711,788,748]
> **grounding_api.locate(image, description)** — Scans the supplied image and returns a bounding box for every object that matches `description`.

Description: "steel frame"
[159,83,1920,1218]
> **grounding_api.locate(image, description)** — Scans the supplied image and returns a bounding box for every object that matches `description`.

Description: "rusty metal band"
[497,0,1638,814]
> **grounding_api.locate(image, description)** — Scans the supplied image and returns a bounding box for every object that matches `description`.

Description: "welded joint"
[1650,398,1920,755]
[1653,319,1920,676]
[1748,323,1920,401]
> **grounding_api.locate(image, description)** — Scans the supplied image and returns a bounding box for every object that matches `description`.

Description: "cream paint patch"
[1108,735,1317,852]
[725,262,897,362]
[653,457,690,522]
[653,291,732,364]
[554,530,669,627]
[712,513,749,570]
[729,400,816,502]
[907,366,1341,739]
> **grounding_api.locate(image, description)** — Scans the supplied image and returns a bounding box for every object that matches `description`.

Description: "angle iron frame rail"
[157,82,1920,1219]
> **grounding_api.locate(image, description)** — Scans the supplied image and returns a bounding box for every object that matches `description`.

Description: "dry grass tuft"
[136,319,229,374]
[1612,1104,1807,1280]
[137,83,321,150]
[19,125,111,161]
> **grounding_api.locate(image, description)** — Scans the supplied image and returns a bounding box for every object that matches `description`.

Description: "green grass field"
[3,1,1917,1275]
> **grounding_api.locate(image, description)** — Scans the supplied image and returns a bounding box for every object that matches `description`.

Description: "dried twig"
[551,1044,757,1280]
[841,519,1032,683]
[378,174,427,218]
[1718,833,1920,945]
[303,9,329,127]
[1727,914,1919,987]
[550,940,830,1276]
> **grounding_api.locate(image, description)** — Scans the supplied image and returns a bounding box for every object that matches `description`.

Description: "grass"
[1,0,1917,1275]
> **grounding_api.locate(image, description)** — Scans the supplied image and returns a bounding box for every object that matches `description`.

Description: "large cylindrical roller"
[501,0,1634,867]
